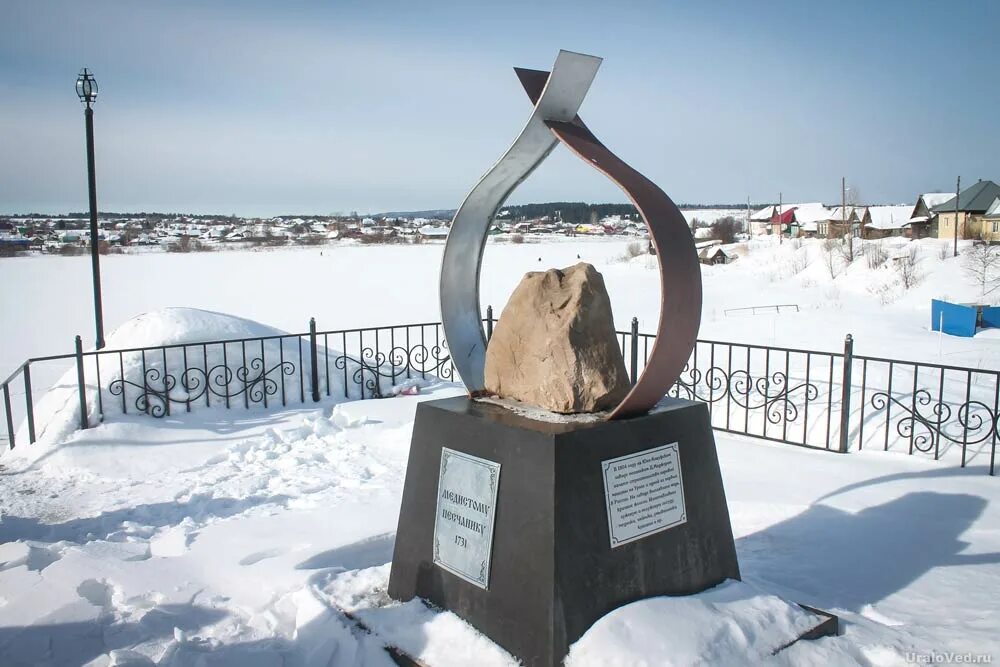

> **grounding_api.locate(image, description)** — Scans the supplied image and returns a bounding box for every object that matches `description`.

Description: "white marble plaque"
[432,447,501,589]
[602,443,686,548]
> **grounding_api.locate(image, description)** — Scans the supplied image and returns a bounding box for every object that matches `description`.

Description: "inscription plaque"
[602,443,686,547]
[432,447,501,589]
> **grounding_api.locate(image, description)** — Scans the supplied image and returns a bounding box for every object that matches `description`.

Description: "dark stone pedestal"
[387,396,740,667]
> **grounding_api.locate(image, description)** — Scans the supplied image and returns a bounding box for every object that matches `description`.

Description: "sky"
[1,0,998,217]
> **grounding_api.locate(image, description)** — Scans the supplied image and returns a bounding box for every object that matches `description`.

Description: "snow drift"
[10,307,388,453]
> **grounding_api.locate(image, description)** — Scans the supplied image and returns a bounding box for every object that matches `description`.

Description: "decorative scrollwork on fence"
[673,366,820,426]
[730,370,820,425]
[335,341,453,399]
[870,389,999,453]
[109,359,296,417]
[672,363,729,403]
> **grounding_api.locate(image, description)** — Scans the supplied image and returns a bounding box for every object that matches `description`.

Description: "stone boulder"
[484,262,630,413]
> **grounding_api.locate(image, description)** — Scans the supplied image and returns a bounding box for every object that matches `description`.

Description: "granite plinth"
[387,396,740,667]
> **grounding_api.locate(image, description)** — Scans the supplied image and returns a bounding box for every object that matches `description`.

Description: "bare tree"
[840,183,863,262]
[710,216,738,244]
[962,243,1000,301]
[837,231,859,264]
[846,184,862,208]
[822,239,841,279]
[864,240,888,270]
[786,246,809,276]
[894,245,923,289]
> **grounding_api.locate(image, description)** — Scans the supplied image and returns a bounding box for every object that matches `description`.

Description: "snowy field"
[1,236,1000,665]
[3,235,999,373]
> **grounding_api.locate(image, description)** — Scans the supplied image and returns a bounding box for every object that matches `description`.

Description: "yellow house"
[984,197,1000,238]
[934,180,1000,242]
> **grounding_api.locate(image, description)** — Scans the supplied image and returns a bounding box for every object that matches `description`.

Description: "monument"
[388,50,741,666]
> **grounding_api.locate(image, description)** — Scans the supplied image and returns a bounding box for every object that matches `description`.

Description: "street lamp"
[76,67,105,349]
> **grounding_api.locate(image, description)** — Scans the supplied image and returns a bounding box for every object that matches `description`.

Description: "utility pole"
[953,175,961,258]
[778,192,783,244]
[841,176,846,240]
[745,196,750,238]
[842,176,852,260]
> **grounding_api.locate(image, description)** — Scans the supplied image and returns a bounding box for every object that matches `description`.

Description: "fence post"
[486,305,494,342]
[3,384,15,449]
[838,334,854,453]
[309,318,320,403]
[630,317,640,385]
[3,382,14,450]
[23,363,35,444]
[75,335,89,430]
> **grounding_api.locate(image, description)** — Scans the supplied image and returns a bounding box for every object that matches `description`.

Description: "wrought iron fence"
[850,354,999,472]
[1,309,996,476]
[616,321,848,453]
[614,316,996,476]
[1,319,456,450]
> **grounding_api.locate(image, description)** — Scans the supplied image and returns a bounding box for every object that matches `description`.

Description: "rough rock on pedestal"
[484,262,630,413]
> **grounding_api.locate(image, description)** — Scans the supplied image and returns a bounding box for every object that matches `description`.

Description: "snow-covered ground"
[1,380,998,665]
[4,235,999,461]
[3,235,997,376]
[2,236,999,665]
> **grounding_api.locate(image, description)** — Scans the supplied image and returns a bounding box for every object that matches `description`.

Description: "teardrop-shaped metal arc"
[544,118,702,418]
[441,51,702,419]
[440,50,602,393]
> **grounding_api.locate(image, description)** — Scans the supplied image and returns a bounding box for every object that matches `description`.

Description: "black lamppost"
[76,67,105,349]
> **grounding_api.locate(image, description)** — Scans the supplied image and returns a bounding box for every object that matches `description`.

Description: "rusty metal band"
[441,50,701,419]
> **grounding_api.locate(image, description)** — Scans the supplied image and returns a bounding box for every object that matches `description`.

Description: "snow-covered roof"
[919,193,953,209]
[750,205,780,221]
[750,203,822,222]
[790,203,831,224]
[417,225,449,237]
[985,197,1000,218]
[699,245,727,259]
[826,206,863,221]
[865,205,913,230]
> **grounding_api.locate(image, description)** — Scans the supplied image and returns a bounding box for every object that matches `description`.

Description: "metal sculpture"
[441,50,701,419]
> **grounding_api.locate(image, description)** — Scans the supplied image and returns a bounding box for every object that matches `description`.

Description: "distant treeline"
[8,202,753,222]
[501,202,635,224]
[499,202,747,225]
[9,212,251,222]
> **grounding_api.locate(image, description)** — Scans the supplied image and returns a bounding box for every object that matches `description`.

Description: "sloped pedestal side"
[387,396,741,667]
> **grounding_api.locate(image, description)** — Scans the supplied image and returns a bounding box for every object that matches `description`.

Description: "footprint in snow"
[77,578,114,611]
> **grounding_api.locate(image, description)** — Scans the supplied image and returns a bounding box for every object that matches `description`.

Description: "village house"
[787,203,832,238]
[749,203,828,237]
[748,205,783,236]
[906,192,953,238]
[934,180,1000,242]
[861,205,914,239]
[417,225,449,240]
[822,206,863,238]
[982,197,1000,238]
[695,240,736,265]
